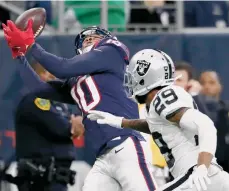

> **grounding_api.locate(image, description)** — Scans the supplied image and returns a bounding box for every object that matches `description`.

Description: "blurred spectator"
[184,1,229,27]
[199,71,223,122]
[175,62,209,114]
[0,6,10,29]
[53,0,129,32]
[25,1,52,25]
[175,61,194,92]
[129,0,175,31]
[175,62,202,96]
[199,71,229,172]
[199,71,222,100]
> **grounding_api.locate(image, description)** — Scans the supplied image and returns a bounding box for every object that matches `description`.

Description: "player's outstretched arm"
[87,110,151,134]
[30,43,117,78]
[122,118,151,134]
[17,56,74,104]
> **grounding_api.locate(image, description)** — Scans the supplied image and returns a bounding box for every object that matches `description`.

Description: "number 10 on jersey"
[71,76,101,112]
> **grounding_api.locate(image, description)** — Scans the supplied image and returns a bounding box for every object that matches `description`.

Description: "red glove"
[2,23,26,58]
[2,19,35,58]
[10,47,27,59]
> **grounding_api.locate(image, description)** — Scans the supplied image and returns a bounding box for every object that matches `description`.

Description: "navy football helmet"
[74,26,113,55]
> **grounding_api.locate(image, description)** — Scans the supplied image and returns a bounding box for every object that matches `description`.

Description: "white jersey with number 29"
[146,85,216,178]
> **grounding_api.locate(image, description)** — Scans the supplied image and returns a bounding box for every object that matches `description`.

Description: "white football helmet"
[124,49,175,98]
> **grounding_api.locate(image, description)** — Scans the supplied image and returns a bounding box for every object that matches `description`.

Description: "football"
[15,8,46,38]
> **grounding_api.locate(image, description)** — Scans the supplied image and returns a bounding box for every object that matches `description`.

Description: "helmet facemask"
[74,26,113,55]
[124,68,138,98]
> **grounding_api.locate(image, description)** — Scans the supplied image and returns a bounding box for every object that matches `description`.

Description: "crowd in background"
[1,1,229,31]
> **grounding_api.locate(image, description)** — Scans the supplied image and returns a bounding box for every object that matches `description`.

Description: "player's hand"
[70,115,85,139]
[183,165,211,191]
[2,19,35,56]
[87,110,123,128]
[2,22,26,59]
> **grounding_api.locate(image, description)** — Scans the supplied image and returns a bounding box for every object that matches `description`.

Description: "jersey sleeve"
[30,41,124,78]
[152,86,195,120]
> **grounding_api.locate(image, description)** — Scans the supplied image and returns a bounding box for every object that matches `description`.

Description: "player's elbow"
[51,61,72,79]
[53,58,82,78]
[180,109,217,154]
[196,112,217,155]
[53,71,68,79]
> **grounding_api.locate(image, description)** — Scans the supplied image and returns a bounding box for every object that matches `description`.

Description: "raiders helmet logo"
[136,60,151,76]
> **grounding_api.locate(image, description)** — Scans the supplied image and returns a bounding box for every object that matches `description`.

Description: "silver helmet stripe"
[154,49,173,79]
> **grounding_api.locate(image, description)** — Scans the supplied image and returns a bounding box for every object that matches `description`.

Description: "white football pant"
[82,136,158,191]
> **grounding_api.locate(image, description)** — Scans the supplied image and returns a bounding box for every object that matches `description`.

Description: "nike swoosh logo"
[94,49,102,52]
[115,147,124,154]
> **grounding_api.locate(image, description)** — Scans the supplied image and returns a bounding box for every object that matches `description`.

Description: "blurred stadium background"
[1,1,229,190]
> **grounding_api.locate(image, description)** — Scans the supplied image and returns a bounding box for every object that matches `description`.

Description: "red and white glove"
[2,19,35,58]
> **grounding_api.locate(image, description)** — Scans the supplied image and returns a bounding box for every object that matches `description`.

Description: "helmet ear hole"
[139,79,144,85]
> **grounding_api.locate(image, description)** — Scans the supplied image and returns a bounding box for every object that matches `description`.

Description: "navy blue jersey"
[69,72,143,155]
[18,37,144,156]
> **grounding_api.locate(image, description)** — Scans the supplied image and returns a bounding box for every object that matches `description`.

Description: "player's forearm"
[122,118,151,134]
[18,56,46,91]
[30,43,110,78]
[30,43,71,78]
[198,152,213,168]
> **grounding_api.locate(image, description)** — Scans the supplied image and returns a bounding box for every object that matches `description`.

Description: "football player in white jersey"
[87,49,229,191]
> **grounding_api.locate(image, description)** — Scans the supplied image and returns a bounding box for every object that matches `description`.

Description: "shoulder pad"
[152,85,194,119]
[95,37,129,64]
[34,98,51,111]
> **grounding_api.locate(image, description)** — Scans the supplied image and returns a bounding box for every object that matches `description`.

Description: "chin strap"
[81,44,94,54]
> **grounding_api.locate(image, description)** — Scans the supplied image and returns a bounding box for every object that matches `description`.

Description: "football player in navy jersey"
[3,20,157,191]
